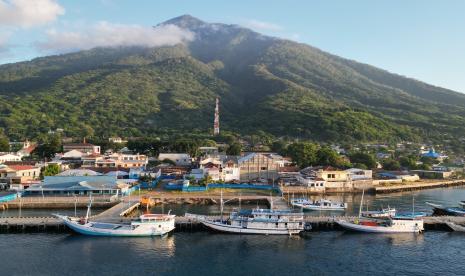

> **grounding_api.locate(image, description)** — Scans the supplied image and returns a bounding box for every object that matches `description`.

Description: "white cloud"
[242,19,284,32]
[0,31,11,53]
[36,22,195,53]
[0,0,64,28]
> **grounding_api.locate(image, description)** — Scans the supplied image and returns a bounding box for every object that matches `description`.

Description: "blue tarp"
[0,193,17,203]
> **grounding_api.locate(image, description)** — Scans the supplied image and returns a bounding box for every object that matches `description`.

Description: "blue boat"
[426,202,465,217]
[393,212,428,219]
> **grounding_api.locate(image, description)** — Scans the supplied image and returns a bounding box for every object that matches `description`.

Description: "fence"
[139,176,162,189]
[162,182,281,193]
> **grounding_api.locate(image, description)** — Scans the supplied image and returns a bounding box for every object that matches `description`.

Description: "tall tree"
[43,164,60,177]
[226,143,242,155]
[349,152,377,169]
[286,142,318,168]
[0,136,9,152]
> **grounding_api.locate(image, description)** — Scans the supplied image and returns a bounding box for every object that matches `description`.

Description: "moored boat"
[291,198,347,211]
[54,196,175,236]
[361,207,396,219]
[187,190,305,235]
[446,221,465,232]
[337,190,423,233]
[337,217,424,233]
[187,208,305,235]
[55,213,176,237]
[426,202,465,217]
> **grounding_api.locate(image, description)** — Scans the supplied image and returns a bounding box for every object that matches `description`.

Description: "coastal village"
[0,139,460,198]
[0,99,463,202]
[0,100,464,236]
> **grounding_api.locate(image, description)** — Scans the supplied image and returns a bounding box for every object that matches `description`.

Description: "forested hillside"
[0,15,464,143]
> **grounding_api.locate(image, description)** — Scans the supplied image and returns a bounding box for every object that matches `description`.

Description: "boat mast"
[239,192,241,211]
[358,189,365,219]
[85,194,92,224]
[412,195,415,217]
[220,189,224,222]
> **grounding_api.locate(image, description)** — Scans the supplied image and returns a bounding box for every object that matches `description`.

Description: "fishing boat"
[54,198,175,237]
[446,221,465,232]
[336,190,424,233]
[187,192,305,235]
[426,202,465,217]
[187,208,304,235]
[361,207,396,219]
[337,217,424,233]
[291,198,347,211]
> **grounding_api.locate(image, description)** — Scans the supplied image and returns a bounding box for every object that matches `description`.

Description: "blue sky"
[0,0,464,92]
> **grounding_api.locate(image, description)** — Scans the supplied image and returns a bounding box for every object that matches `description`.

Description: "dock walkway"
[2,215,462,233]
[376,180,465,193]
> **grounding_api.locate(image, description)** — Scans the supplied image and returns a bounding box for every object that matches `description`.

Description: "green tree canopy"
[43,164,60,177]
[399,155,418,169]
[316,146,349,168]
[382,159,401,171]
[286,142,318,168]
[226,142,242,155]
[0,136,9,152]
[348,152,377,169]
[271,140,287,155]
[32,134,62,160]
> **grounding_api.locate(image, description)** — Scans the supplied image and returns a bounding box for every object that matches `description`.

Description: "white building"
[158,153,192,166]
[109,137,126,144]
[0,153,22,163]
[345,168,373,180]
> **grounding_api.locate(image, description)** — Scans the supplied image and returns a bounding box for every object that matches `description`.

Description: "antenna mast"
[213,97,220,135]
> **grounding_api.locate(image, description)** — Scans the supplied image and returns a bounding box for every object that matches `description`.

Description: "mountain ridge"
[0,15,464,145]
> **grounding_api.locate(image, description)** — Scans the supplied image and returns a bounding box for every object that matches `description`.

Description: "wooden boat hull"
[55,215,175,237]
[201,220,303,235]
[292,203,346,211]
[336,220,423,233]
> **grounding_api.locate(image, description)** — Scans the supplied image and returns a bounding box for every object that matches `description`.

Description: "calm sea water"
[1,187,465,276]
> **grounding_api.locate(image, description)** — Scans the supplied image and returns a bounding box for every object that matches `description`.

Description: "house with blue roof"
[24,175,130,196]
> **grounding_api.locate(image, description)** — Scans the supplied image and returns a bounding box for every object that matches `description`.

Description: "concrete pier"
[5,196,119,209]
[0,215,462,233]
[375,180,465,193]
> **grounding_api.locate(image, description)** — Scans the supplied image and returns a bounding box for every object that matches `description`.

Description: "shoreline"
[280,179,465,195]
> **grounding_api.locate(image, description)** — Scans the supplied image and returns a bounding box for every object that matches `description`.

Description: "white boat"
[187,191,305,235]
[361,208,396,218]
[291,198,347,211]
[55,213,176,236]
[336,190,423,233]
[54,197,175,236]
[337,217,424,233]
[187,208,304,235]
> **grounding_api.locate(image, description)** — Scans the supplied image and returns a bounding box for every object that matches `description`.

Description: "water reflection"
[61,233,176,257]
[384,233,425,246]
